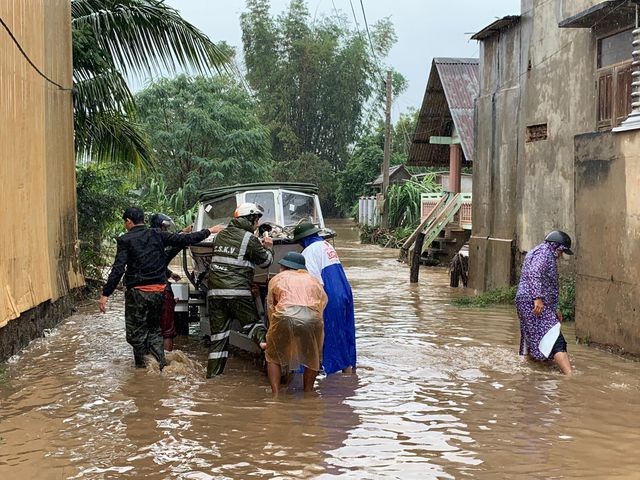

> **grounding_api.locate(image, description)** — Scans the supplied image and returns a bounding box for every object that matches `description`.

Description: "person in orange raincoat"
[263,252,327,394]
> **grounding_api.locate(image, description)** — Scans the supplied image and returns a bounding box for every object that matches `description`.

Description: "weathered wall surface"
[0,1,83,334]
[574,131,640,353]
[516,0,595,252]
[469,21,521,290]
[471,0,607,291]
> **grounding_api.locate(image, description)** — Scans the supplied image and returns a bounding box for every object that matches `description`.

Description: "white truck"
[171,182,334,353]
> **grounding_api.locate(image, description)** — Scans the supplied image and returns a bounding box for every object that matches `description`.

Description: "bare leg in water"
[164,338,174,352]
[553,352,572,375]
[267,362,282,394]
[303,367,318,392]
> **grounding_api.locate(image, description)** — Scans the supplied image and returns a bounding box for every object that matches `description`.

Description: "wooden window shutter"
[597,70,613,130]
[615,64,633,125]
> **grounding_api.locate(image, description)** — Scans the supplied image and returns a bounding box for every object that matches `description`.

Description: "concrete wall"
[471,0,608,291]
[574,131,640,353]
[469,19,521,290]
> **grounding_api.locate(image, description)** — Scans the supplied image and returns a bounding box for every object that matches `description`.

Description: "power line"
[0,15,73,91]
[358,0,380,67]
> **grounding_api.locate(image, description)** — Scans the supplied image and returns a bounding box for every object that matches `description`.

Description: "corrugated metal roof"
[407,58,479,167]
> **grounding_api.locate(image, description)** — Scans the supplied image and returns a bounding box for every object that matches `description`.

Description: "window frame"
[595,27,634,131]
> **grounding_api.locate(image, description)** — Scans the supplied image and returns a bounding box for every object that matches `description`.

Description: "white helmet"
[234,202,264,219]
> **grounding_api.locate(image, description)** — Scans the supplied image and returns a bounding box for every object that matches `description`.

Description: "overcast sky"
[162,0,520,116]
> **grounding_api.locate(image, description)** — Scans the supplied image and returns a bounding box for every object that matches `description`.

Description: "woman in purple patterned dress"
[515,230,573,375]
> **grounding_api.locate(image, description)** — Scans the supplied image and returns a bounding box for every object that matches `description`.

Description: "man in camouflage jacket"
[100,207,218,369]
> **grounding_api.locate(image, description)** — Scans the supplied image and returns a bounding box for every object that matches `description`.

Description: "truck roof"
[198,182,319,202]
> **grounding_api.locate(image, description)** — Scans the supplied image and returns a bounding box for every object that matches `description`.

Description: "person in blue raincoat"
[293,222,356,374]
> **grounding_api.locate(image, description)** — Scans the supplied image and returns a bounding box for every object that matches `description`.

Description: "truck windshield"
[282,191,318,226]
[202,195,237,228]
[245,192,277,224]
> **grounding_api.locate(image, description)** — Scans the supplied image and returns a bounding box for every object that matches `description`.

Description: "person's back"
[268,269,326,315]
[294,226,356,375]
[264,252,327,393]
[118,226,169,287]
[204,204,274,378]
[100,207,214,369]
[516,242,558,309]
[207,217,272,291]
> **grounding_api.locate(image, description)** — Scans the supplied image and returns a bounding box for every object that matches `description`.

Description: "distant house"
[469,1,640,354]
[414,171,473,193]
[407,57,478,193]
[368,164,412,191]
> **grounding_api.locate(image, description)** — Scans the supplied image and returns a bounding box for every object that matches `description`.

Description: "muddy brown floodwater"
[1,220,639,479]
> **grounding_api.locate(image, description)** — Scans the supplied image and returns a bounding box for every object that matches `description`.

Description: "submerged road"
[1,220,639,479]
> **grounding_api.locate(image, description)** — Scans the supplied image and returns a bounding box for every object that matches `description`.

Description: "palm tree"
[71,0,229,170]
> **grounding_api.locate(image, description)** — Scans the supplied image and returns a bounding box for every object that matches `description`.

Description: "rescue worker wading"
[206,202,274,377]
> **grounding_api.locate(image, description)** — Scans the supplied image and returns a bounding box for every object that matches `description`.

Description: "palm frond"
[71,0,230,78]
[75,110,153,173]
[73,68,136,116]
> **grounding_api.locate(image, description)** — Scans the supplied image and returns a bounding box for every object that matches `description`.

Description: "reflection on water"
[1,220,639,479]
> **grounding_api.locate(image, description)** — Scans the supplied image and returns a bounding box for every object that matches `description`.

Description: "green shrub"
[558,275,576,322]
[386,175,441,229]
[359,225,414,249]
[453,275,575,322]
[453,286,517,307]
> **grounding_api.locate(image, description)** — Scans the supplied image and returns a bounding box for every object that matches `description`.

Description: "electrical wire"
[0,15,73,91]
[358,0,381,68]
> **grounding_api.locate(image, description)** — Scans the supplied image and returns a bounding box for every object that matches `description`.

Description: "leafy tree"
[336,136,383,214]
[273,152,340,217]
[76,164,132,280]
[392,108,418,159]
[336,115,411,214]
[135,75,273,210]
[71,0,229,169]
[241,0,400,173]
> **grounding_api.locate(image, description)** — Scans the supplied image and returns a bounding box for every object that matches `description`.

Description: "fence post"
[410,233,425,283]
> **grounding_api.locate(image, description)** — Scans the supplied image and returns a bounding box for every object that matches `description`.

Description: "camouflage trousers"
[125,288,165,368]
[206,296,266,378]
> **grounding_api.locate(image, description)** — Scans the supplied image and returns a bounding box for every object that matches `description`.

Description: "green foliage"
[336,134,383,214]
[241,0,400,174]
[133,177,198,229]
[336,111,417,216]
[386,175,441,229]
[135,75,273,209]
[359,225,414,249]
[272,152,339,217]
[453,286,518,307]
[392,109,418,158]
[558,275,576,323]
[76,165,131,280]
[71,0,230,167]
[453,275,575,322]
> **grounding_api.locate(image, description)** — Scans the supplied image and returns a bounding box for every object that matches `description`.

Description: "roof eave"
[471,15,520,41]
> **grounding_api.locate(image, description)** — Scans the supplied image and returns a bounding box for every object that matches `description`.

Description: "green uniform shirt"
[206,217,273,296]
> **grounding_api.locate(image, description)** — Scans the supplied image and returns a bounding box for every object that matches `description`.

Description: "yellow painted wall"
[0,0,83,328]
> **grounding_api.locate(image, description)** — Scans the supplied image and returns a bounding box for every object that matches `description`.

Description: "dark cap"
[278,251,307,270]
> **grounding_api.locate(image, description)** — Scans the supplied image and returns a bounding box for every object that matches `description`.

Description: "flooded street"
[1,220,639,479]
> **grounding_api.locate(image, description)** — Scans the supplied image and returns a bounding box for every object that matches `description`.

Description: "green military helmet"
[293,221,321,242]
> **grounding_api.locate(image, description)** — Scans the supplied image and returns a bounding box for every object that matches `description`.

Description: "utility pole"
[381,70,392,228]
